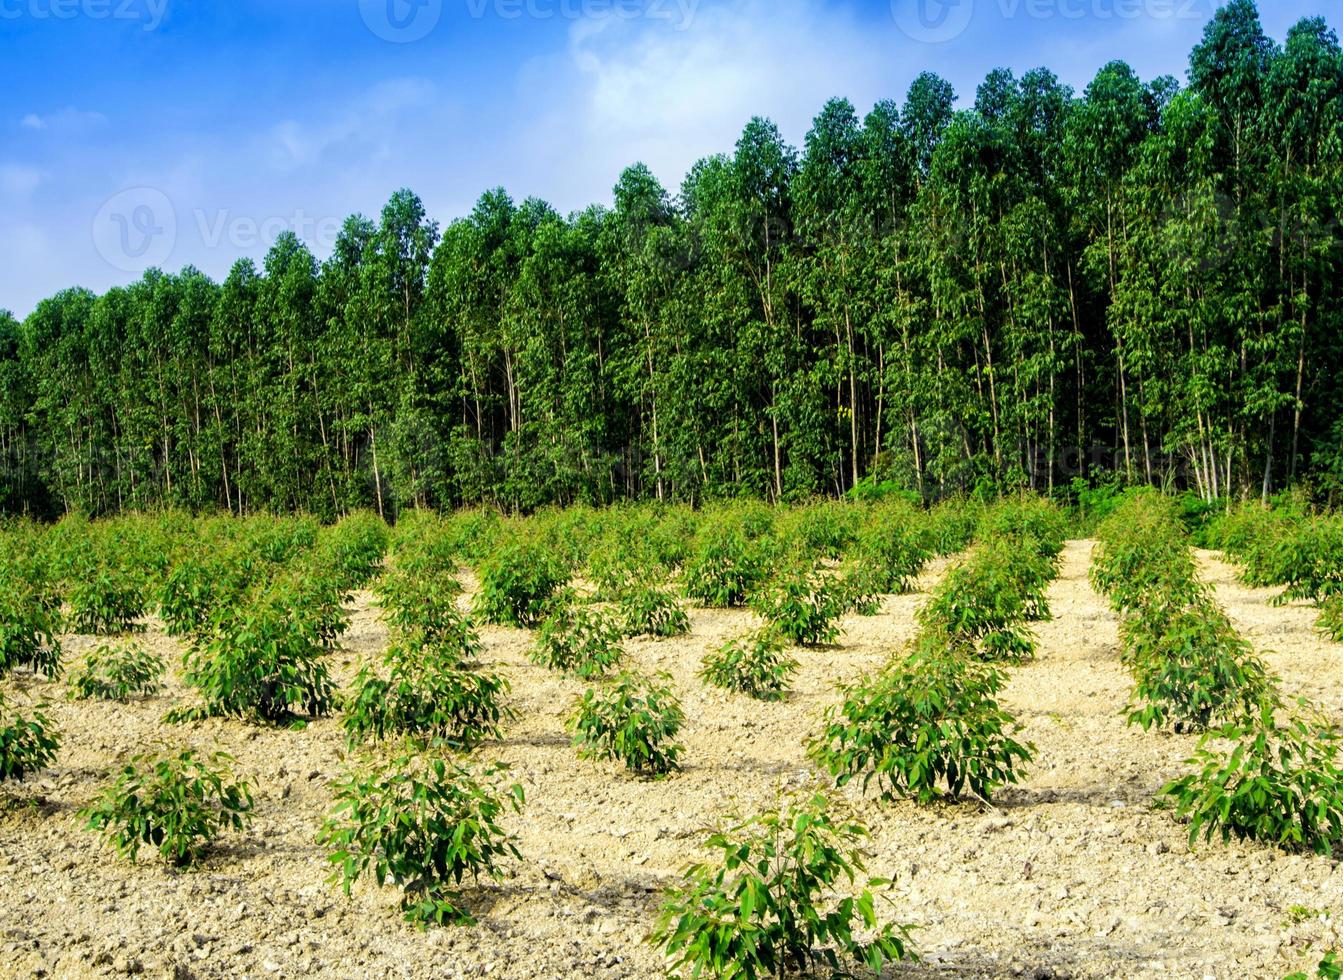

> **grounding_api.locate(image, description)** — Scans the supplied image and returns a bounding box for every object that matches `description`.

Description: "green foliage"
[649,789,914,978]
[809,638,1034,804]
[851,507,931,594]
[699,630,797,700]
[473,541,567,628]
[66,564,147,635]
[751,568,845,647]
[683,532,765,608]
[918,552,1037,662]
[531,601,624,678]
[344,643,512,750]
[176,595,337,723]
[316,511,389,590]
[618,585,691,638]
[1160,705,1343,856]
[1284,951,1341,980]
[0,692,59,782]
[67,641,165,701]
[319,754,524,926]
[1091,509,1204,617]
[569,671,684,776]
[0,592,62,679]
[1320,596,1343,643]
[376,565,470,649]
[81,748,253,866]
[1122,598,1277,732]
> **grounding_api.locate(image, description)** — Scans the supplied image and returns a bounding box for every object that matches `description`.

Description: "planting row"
[1093,491,1343,856]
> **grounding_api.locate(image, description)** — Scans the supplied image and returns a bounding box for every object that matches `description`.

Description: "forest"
[2,0,1342,519]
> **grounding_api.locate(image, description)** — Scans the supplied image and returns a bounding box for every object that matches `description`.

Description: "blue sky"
[0,0,1330,317]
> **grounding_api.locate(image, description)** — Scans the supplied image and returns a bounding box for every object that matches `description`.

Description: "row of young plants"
[1092,491,1343,857]
[1206,501,1343,643]
[806,497,1066,809]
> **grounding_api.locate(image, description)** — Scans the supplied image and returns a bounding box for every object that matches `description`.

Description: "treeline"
[3,0,1343,519]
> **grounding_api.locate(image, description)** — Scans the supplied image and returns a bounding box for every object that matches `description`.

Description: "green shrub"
[837,565,884,616]
[1160,705,1343,856]
[618,586,691,639]
[175,598,337,723]
[0,593,62,678]
[66,565,146,635]
[752,569,845,647]
[918,553,1036,662]
[1091,494,1203,615]
[344,643,512,750]
[1122,599,1277,732]
[532,602,624,678]
[377,566,467,647]
[569,671,684,776]
[1273,519,1343,606]
[317,511,389,590]
[809,638,1034,804]
[81,748,253,865]
[319,754,524,926]
[683,533,765,608]
[67,642,165,701]
[157,556,229,638]
[0,692,59,781]
[473,542,567,628]
[699,630,797,700]
[650,789,913,978]
[1320,596,1343,643]
[851,512,930,595]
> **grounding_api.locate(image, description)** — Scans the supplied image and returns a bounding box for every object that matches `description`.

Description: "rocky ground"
[1,541,1340,979]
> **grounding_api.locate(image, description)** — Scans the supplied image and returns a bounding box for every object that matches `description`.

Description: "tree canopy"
[5,1,1343,517]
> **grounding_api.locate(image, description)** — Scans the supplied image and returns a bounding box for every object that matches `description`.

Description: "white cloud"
[510,0,895,206]
[19,107,109,135]
[267,78,439,172]
[0,165,44,199]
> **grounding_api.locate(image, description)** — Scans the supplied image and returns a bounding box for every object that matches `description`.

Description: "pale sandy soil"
[1,542,1341,979]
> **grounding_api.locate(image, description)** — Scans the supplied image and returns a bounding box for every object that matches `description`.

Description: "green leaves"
[65,562,147,636]
[81,747,252,866]
[1122,598,1277,732]
[344,642,512,751]
[1094,492,1281,734]
[700,629,797,701]
[618,585,691,639]
[569,671,684,776]
[750,568,845,647]
[1160,704,1343,856]
[531,601,624,678]
[473,542,567,628]
[0,691,59,782]
[649,789,914,979]
[809,637,1034,805]
[319,754,524,926]
[67,641,165,702]
[684,532,766,609]
[175,587,337,724]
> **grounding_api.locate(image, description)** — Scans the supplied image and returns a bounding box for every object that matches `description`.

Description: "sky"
[0,0,1331,317]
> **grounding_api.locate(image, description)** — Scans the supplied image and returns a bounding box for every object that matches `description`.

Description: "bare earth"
[2,542,1341,979]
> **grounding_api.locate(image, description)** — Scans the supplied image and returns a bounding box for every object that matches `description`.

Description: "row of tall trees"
[4,0,1343,518]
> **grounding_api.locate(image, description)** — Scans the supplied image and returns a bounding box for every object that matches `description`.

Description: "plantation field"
[1,505,1341,979]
